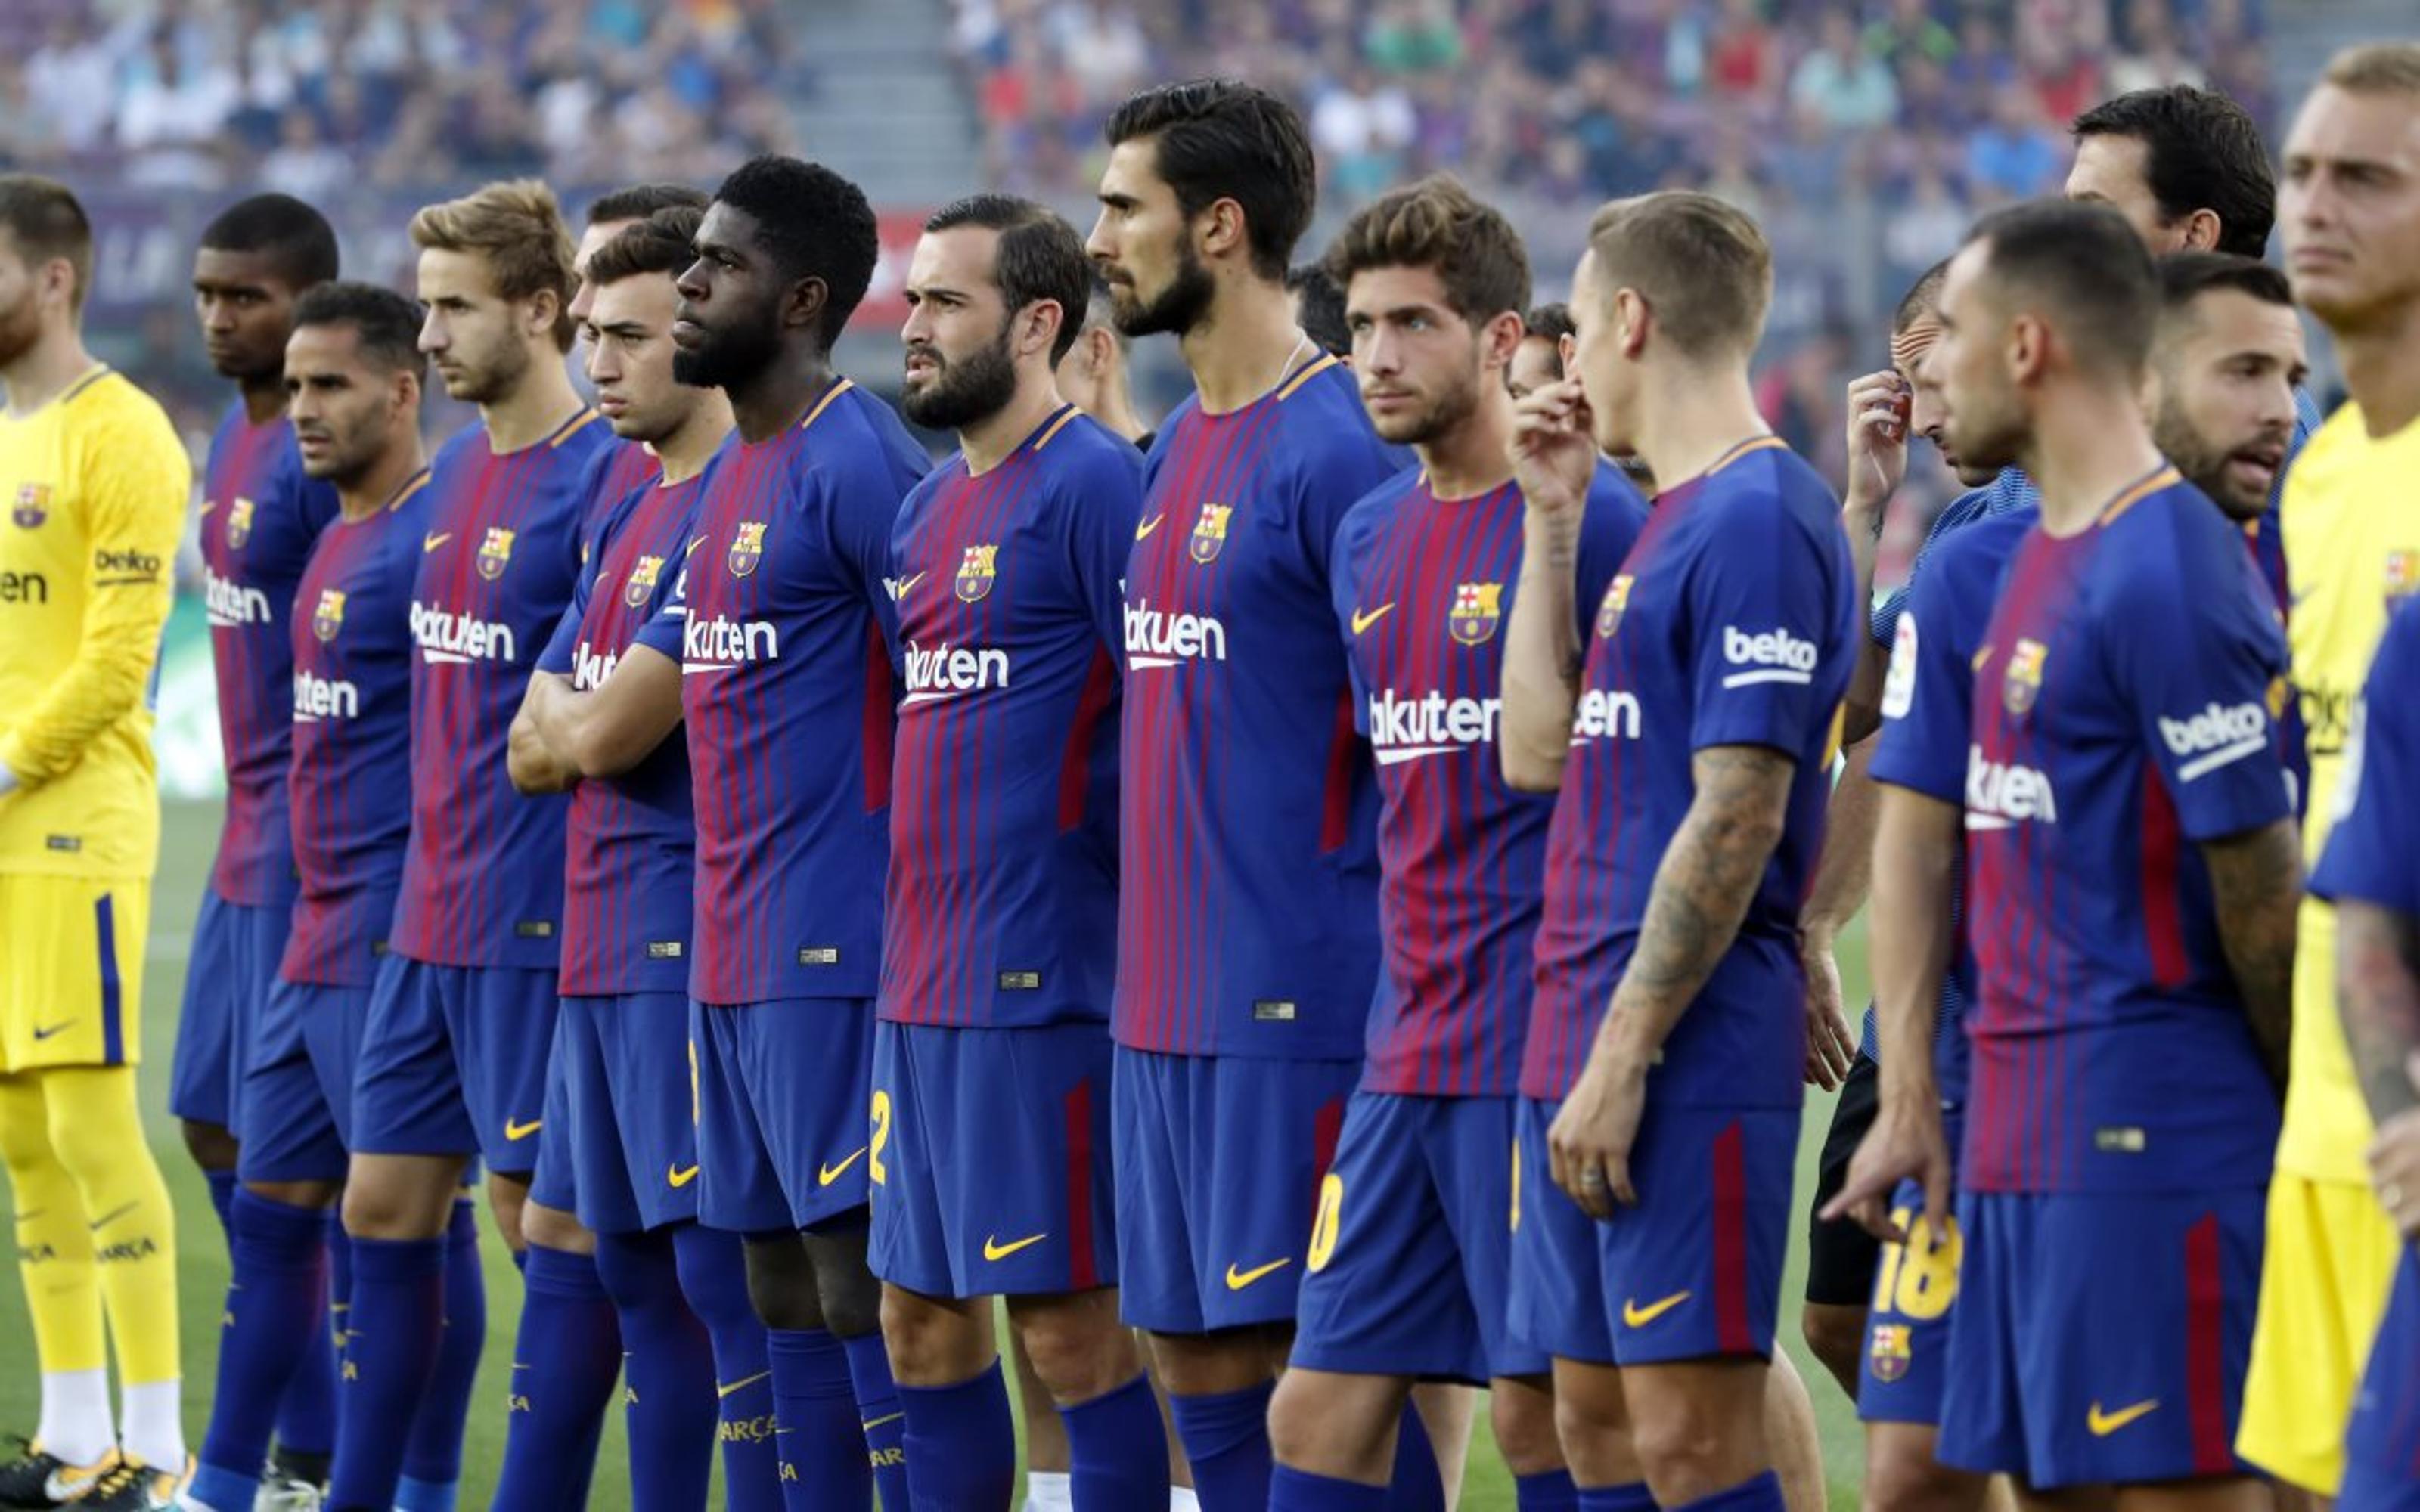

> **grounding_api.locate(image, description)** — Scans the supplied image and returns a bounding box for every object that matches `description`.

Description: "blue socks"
[1388,1402,1445,1512]
[1671,1471,1782,1512]
[896,1359,1015,1511]
[1579,1483,1659,1512]
[595,1228,717,1511]
[670,1224,781,1511]
[1060,1373,1172,1508]
[1516,1468,1581,1510]
[399,1201,483,1494]
[1168,1381,1277,1512]
[768,1328,870,1510]
[327,1234,446,1509]
[490,1241,620,1512]
[840,1330,911,1512]
[192,1193,333,1508]
[1270,1465,1388,1510]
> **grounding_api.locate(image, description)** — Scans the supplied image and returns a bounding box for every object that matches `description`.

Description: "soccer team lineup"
[2,33,2420,1512]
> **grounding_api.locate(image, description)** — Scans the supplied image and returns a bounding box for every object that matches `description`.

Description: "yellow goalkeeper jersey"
[2279,401,2420,1183]
[0,366,191,880]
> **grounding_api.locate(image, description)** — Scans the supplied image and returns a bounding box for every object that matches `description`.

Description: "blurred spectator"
[1966,84,2066,203]
[1790,8,1897,132]
[1311,64,1417,203]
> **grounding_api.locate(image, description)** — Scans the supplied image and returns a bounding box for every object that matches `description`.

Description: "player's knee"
[1013,1294,1137,1403]
[1627,1373,1767,1505]
[518,1198,591,1255]
[1864,1433,1983,1512]
[1147,1326,1277,1397]
[180,1117,239,1172]
[340,1163,455,1241]
[743,1235,826,1331]
[1267,1368,1400,1475]
[1489,1381,1566,1478]
[1801,1303,1868,1395]
[45,1077,145,1185]
[812,1256,883,1340]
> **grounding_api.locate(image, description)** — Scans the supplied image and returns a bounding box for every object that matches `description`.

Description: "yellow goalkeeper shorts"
[0,873,147,1073]
[2238,1170,2401,1494]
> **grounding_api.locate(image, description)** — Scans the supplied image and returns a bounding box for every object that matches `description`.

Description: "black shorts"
[1803,1052,1882,1308]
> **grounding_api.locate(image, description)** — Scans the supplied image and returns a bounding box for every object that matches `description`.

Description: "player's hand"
[1548,1051,1647,1219]
[1842,370,1911,518]
[1801,932,1857,1091]
[2367,1052,2420,1238]
[1509,378,1599,519]
[1821,1095,1953,1244]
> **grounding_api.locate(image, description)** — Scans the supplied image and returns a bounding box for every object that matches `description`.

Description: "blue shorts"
[1293,1092,1544,1383]
[350,955,559,1176]
[1860,1115,1968,1427]
[170,888,294,1129]
[870,1020,1116,1300]
[236,977,372,1185]
[2342,1247,2420,1512]
[1939,1188,2264,1488]
[1114,1047,1357,1334]
[693,997,874,1235]
[543,993,699,1235]
[1507,1098,1794,1367]
[528,1032,579,1215]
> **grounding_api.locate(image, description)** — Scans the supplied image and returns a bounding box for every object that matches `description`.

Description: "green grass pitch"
[0,798,1873,1507]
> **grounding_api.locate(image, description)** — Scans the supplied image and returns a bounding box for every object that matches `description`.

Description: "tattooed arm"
[1500,495,1588,793]
[2201,816,2303,1092]
[2338,900,2420,1125]
[1547,744,1795,1215]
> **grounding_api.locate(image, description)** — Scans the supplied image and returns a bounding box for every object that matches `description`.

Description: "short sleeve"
[1292,414,1403,585]
[821,452,906,652]
[2105,507,2293,842]
[1062,438,1143,661]
[1685,503,1840,756]
[1870,553,1978,804]
[1329,500,1377,733]
[2311,603,2420,912]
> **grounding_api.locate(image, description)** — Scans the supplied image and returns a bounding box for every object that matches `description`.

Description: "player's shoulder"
[1271,359,1405,477]
[2285,402,2389,505]
[1922,503,2035,594]
[68,369,184,458]
[2096,478,2254,608]
[827,381,933,486]
[1033,407,1146,494]
[428,421,492,481]
[1335,466,1424,556]
[1581,459,1652,536]
[1695,438,1838,541]
[546,407,614,466]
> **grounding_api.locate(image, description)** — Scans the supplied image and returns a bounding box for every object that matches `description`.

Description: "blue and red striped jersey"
[634,379,929,1005]
[1114,356,1407,1059]
[199,401,340,903]
[1523,438,1856,1107]
[1333,463,1646,1096]
[2311,596,2420,912]
[281,472,433,987]
[538,458,706,998]
[1962,469,2290,1193]
[879,405,1140,1029]
[1869,506,2039,1109]
[389,409,613,969]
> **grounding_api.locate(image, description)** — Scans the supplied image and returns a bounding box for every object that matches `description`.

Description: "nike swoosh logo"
[88,1202,138,1231]
[1136,514,1165,541]
[45,1458,116,1500]
[667,1164,699,1188]
[1350,603,1395,635]
[718,1370,771,1399]
[2087,1399,2160,1436]
[200,500,219,516]
[892,572,926,599]
[424,531,452,553]
[504,1118,543,1142]
[1622,1290,1692,1328]
[818,1147,868,1186]
[862,1411,905,1431]
[30,1021,75,1040]
[983,1232,1047,1262]
[1224,1257,1292,1290]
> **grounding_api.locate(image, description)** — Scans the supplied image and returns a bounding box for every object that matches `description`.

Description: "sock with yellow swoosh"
[768,1328,870,1510]
[491,1242,619,1512]
[191,1192,332,1510]
[1167,1381,1276,1512]
[1061,1373,1172,1508]
[896,1359,1015,1510]
[669,1224,783,1511]
[596,1229,718,1509]
[839,1331,911,1511]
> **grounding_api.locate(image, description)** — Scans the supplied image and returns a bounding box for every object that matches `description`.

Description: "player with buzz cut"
[504,205,787,1512]
[1085,78,1411,1510]
[1500,190,1854,1512]
[174,281,451,1512]
[2234,44,2420,1505]
[1054,285,1153,451]
[1258,173,1644,1512]
[174,190,347,1506]
[1900,199,2298,1507]
[0,172,194,1512]
[318,180,610,1512]
[866,189,1164,1512]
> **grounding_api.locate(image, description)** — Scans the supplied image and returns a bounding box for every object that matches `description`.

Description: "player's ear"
[1022,300,1062,362]
[1613,288,1650,360]
[785,275,829,338]
[1198,197,1246,265]
[1479,309,1525,372]
[2180,207,2223,253]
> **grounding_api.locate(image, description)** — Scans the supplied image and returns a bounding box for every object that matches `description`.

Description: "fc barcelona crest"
[2003,638,2048,717]
[2387,549,2419,609]
[728,520,767,578]
[624,554,664,609]
[312,588,346,643]
[1868,1323,1911,1384]
[11,483,48,529]
[226,497,256,550]
[1190,503,1233,565]
[955,544,999,603]
[1449,581,1503,646]
[476,527,516,581]
[1596,575,1633,641]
